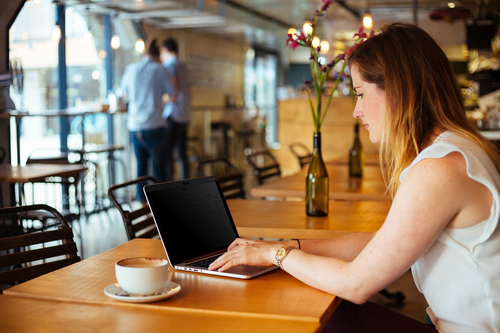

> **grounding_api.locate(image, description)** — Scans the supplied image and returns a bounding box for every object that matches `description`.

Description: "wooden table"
[0,164,87,206]
[250,163,388,201]
[0,295,321,333]
[0,109,109,165]
[0,164,87,183]
[228,199,390,239]
[3,239,339,330]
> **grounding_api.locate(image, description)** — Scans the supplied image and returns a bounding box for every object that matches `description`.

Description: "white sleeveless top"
[400,131,500,333]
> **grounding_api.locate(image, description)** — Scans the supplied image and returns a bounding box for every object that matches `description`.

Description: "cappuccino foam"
[118,258,167,268]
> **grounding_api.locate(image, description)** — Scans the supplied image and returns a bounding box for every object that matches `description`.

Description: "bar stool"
[289,142,312,169]
[246,150,282,185]
[197,157,246,199]
[211,122,233,158]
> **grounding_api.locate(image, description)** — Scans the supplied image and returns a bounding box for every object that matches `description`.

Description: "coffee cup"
[115,257,169,295]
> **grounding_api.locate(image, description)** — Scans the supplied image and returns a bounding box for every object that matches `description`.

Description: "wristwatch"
[275,246,297,270]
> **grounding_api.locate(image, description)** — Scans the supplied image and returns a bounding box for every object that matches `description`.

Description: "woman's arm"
[211,152,480,303]
[299,233,376,261]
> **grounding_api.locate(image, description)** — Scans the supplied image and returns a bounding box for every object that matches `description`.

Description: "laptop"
[143,176,278,279]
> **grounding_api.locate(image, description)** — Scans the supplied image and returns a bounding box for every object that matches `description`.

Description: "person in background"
[209,23,500,332]
[120,39,175,202]
[160,38,192,181]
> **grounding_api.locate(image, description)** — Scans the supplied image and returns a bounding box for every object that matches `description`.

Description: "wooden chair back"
[0,204,80,292]
[197,157,246,199]
[289,142,312,169]
[246,150,282,185]
[108,176,159,240]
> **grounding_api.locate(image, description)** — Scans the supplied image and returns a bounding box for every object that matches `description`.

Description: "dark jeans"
[165,117,189,181]
[131,127,166,202]
[322,300,438,333]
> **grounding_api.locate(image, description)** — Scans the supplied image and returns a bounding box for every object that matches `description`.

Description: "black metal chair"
[0,204,81,292]
[197,157,246,199]
[108,176,159,240]
[289,142,312,169]
[21,150,82,230]
[246,150,282,185]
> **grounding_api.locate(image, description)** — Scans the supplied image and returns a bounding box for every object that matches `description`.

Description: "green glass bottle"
[349,121,365,178]
[306,132,329,216]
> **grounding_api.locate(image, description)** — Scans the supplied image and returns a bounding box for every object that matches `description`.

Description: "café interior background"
[0,0,499,207]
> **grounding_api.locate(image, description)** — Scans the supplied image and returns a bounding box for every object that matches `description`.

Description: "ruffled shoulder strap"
[400,132,500,249]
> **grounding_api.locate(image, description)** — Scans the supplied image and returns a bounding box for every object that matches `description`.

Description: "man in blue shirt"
[121,39,175,201]
[160,38,192,181]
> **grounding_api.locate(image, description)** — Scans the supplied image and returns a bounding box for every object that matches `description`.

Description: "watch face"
[277,248,286,258]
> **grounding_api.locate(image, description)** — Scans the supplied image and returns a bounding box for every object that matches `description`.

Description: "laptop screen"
[144,177,239,265]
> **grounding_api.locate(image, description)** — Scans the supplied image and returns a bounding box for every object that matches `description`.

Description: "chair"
[21,150,82,230]
[289,142,312,169]
[246,150,282,185]
[197,157,246,199]
[0,204,81,292]
[108,176,159,240]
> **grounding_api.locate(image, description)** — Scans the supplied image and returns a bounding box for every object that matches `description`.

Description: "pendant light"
[362,0,374,30]
[135,38,145,53]
[303,20,313,35]
[111,34,121,50]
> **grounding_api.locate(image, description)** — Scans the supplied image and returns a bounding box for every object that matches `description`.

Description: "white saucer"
[104,281,181,303]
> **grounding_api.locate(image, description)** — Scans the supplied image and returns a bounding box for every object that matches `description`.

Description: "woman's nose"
[352,100,363,119]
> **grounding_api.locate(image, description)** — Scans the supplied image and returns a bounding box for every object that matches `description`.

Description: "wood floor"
[72,203,429,324]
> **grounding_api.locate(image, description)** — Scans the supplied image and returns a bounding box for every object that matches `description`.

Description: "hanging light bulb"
[135,38,145,53]
[92,70,100,80]
[320,40,330,53]
[312,36,320,48]
[52,25,61,40]
[111,33,121,50]
[362,13,373,29]
[303,21,313,35]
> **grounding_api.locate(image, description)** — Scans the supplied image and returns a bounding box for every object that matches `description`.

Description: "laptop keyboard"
[187,254,223,269]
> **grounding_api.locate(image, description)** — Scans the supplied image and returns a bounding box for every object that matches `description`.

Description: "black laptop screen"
[145,178,238,265]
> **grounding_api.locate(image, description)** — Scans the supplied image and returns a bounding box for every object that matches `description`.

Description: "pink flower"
[321,0,332,12]
[353,27,367,39]
[369,30,375,37]
[344,43,359,57]
[286,34,300,50]
[296,32,311,46]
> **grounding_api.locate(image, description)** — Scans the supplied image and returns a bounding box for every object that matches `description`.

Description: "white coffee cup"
[115,257,169,295]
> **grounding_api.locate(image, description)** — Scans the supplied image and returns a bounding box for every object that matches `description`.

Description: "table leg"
[203,109,211,156]
[15,117,21,166]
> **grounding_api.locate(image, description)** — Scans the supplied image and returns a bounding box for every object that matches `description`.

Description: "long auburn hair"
[348,23,500,198]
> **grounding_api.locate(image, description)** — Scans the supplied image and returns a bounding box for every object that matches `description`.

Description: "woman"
[209,23,500,332]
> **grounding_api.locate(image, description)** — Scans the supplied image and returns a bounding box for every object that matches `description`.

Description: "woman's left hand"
[208,238,283,272]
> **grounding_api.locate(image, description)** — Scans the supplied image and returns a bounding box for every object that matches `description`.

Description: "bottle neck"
[313,132,321,149]
[354,122,359,136]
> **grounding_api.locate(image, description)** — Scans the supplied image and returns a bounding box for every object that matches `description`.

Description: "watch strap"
[275,246,297,270]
